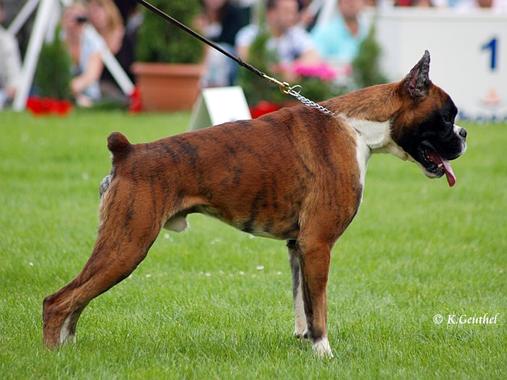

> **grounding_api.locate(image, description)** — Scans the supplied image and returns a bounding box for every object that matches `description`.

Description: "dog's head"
[390,51,467,187]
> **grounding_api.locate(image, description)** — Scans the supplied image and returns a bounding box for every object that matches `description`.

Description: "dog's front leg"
[297,239,333,358]
[288,240,307,338]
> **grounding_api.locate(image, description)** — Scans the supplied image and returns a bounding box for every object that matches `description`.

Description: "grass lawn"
[0,111,505,379]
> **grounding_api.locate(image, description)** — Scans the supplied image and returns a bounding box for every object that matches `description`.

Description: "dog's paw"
[294,317,308,339]
[312,337,334,358]
[294,330,309,340]
[59,316,77,345]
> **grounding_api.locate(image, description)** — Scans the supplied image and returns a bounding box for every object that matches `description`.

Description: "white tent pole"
[13,0,56,111]
[86,26,135,95]
[45,1,61,42]
[7,0,40,35]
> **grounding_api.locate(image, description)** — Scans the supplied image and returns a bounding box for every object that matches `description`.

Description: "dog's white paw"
[312,337,334,358]
[294,319,308,339]
[59,315,76,345]
[294,329,309,339]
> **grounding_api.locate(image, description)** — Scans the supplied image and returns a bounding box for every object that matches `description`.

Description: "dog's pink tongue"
[441,159,456,187]
[428,151,456,187]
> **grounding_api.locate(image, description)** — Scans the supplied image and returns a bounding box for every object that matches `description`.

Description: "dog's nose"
[459,128,467,139]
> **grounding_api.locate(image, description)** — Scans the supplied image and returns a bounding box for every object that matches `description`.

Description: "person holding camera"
[62,2,104,107]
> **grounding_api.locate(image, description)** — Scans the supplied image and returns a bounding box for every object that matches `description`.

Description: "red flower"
[26,97,44,115]
[54,100,72,115]
[129,86,142,113]
[26,97,72,116]
[250,101,281,119]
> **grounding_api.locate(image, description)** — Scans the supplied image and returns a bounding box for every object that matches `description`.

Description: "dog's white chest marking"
[354,135,370,190]
[344,118,391,190]
[346,117,409,160]
[344,117,412,191]
[346,118,391,151]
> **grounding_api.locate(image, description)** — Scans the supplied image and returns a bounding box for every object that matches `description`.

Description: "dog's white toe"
[294,319,308,338]
[294,329,308,339]
[312,337,334,358]
[59,315,76,345]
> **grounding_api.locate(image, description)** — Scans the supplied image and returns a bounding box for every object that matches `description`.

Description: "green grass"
[0,111,505,379]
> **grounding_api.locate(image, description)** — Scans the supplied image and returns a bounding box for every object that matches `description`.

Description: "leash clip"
[285,84,302,96]
[262,73,335,117]
[263,75,293,95]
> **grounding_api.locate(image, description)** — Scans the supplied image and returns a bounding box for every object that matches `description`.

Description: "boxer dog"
[43,51,467,357]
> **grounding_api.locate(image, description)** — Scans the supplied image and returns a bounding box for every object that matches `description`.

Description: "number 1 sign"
[482,37,498,71]
[375,8,507,122]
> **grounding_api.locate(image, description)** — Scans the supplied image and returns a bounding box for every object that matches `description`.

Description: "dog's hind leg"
[42,179,164,348]
[288,240,308,339]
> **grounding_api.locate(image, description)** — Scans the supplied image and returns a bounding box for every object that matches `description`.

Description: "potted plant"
[352,25,388,88]
[28,31,73,116]
[133,0,204,111]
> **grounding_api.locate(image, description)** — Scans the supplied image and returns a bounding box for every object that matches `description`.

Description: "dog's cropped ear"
[402,50,431,101]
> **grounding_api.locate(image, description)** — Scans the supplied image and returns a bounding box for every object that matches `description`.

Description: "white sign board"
[189,86,251,130]
[374,9,507,121]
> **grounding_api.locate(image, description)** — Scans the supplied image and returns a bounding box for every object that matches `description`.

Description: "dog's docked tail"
[100,132,131,198]
[107,132,132,161]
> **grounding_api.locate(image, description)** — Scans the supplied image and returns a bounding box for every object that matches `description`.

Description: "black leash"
[135,0,337,116]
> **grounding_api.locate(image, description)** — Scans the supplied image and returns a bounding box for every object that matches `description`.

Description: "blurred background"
[0,0,506,120]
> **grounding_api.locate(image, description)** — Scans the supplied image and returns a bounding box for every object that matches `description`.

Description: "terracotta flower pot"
[133,63,204,112]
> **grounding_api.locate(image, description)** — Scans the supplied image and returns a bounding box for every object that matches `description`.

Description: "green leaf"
[136,0,204,64]
[34,28,72,100]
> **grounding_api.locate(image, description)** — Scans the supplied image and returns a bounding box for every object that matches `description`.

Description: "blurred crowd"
[0,0,506,107]
[59,0,140,106]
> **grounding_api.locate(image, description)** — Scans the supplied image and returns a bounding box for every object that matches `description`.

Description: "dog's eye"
[441,114,452,124]
[439,123,454,139]
[441,111,456,125]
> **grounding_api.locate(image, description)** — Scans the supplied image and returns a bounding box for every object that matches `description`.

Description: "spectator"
[0,0,21,108]
[394,0,434,6]
[455,0,507,11]
[112,0,141,83]
[298,0,318,30]
[481,0,507,9]
[87,0,124,54]
[236,0,320,66]
[87,0,135,100]
[311,0,367,65]
[113,0,138,24]
[195,0,248,86]
[196,0,247,47]
[62,3,104,107]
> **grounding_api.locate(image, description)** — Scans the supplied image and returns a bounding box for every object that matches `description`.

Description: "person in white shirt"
[0,0,21,108]
[62,3,105,107]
